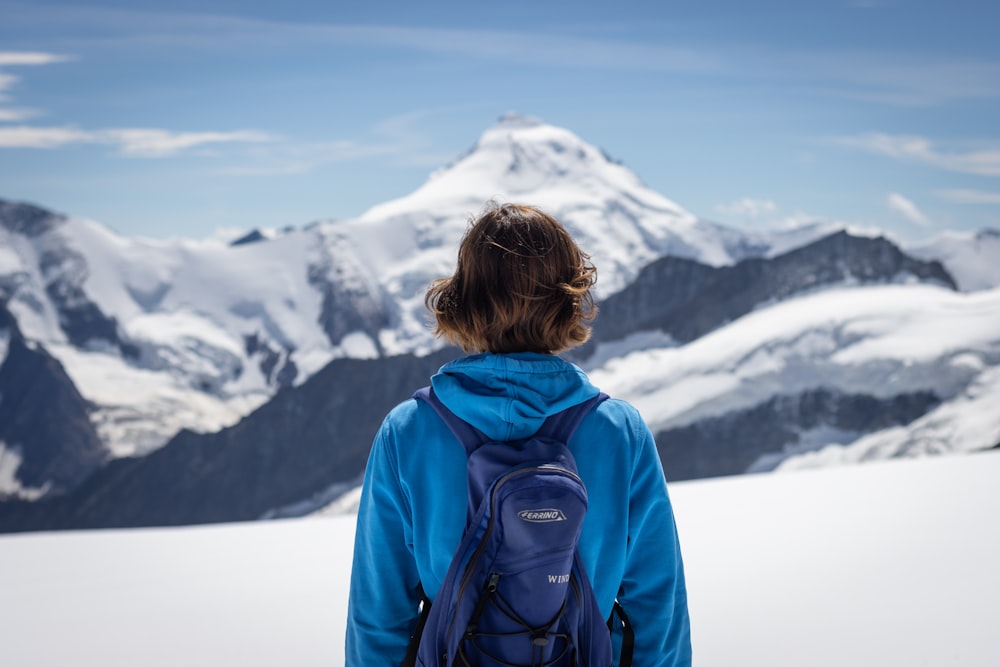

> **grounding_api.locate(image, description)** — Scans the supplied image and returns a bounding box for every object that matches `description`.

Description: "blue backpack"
[404,387,634,667]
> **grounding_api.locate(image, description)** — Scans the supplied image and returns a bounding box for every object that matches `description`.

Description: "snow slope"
[589,283,1000,466]
[1,450,997,667]
[1,217,333,454]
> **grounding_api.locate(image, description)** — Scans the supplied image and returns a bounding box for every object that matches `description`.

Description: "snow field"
[1,450,998,666]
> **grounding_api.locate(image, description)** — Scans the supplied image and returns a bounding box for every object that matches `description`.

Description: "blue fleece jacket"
[346,352,691,666]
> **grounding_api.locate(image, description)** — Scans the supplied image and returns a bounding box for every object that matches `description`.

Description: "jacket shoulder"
[590,396,651,438]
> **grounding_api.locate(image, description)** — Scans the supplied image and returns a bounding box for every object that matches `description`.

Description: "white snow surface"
[0,443,50,500]
[1,450,998,666]
[904,228,1000,292]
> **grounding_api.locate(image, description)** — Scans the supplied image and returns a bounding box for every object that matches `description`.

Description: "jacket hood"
[429,352,600,441]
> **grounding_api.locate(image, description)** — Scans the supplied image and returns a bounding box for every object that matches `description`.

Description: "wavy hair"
[426,202,597,354]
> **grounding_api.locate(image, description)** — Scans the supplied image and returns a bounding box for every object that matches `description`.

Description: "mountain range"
[1,113,998,531]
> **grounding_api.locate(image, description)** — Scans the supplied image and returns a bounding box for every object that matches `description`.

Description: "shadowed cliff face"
[0,200,64,238]
[0,303,108,498]
[0,346,460,532]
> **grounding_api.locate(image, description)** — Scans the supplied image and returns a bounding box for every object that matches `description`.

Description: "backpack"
[404,386,634,667]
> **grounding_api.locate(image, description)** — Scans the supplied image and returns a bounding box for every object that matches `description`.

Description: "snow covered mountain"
[1,113,998,529]
[0,232,988,530]
[0,114,836,463]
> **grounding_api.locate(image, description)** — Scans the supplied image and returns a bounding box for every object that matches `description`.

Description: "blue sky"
[1,0,998,240]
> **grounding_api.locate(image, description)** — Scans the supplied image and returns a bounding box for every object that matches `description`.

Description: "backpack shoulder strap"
[535,391,609,442]
[412,386,486,455]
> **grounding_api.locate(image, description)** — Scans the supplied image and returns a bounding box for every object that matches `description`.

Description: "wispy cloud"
[715,198,778,218]
[217,110,452,176]
[6,5,997,111]
[0,50,73,113]
[103,128,275,157]
[832,59,1000,107]
[0,125,93,148]
[839,133,1000,177]
[0,125,275,156]
[0,72,17,91]
[887,192,931,227]
[935,189,1000,205]
[0,7,717,73]
[0,48,273,157]
[0,51,75,66]
[0,107,40,122]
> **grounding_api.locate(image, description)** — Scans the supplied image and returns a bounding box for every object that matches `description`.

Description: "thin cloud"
[0,72,20,102]
[219,140,406,176]
[0,125,95,148]
[0,6,717,73]
[104,128,275,157]
[9,5,996,114]
[0,51,75,66]
[7,6,997,110]
[715,198,778,218]
[837,60,1000,107]
[839,133,1000,177]
[0,125,275,156]
[216,110,451,176]
[0,50,270,155]
[0,50,74,114]
[935,189,1000,205]
[887,192,931,227]
[719,43,1000,108]
[0,108,40,122]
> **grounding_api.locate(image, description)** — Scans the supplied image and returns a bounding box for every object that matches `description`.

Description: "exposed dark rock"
[230,229,267,246]
[44,274,125,351]
[0,302,108,497]
[308,260,391,354]
[656,389,940,481]
[244,333,297,388]
[0,347,460,532]
[0,199,65,237]
[573,231,957,361]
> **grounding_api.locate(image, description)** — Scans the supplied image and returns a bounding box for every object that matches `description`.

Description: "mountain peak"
[0,199,65,238]
[352,115,731,309]
[362,114,656,222]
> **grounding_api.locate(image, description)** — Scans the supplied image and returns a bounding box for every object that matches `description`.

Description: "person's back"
[346,203,691,666]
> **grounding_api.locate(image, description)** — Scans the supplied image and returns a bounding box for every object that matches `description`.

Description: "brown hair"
[426,202,597,354]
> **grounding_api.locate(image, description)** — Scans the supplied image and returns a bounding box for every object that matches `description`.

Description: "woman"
[346,203,691,666]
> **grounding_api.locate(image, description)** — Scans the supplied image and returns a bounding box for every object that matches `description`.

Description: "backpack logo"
[517,508,567,522]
